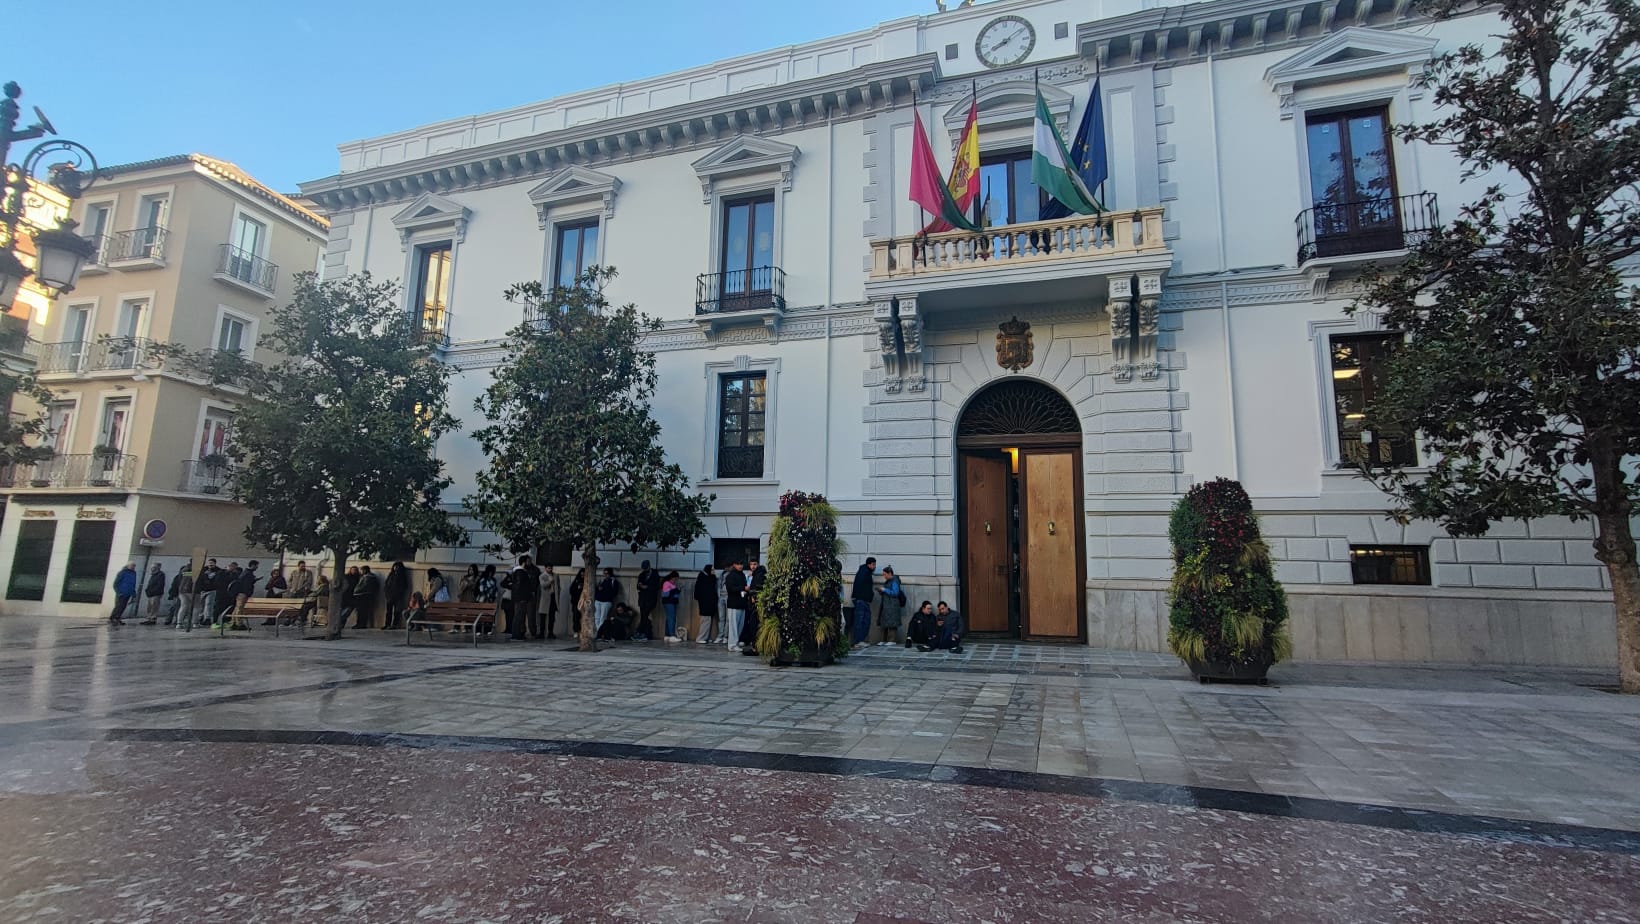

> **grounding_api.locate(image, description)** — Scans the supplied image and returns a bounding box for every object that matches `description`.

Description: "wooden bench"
[218,596,304,638]
[406,602,496,647]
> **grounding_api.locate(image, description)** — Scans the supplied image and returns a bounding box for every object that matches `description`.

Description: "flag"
[922,96,982,234]
[1031,86,1100,216]
[1041,77,1108,220]
[910,107,979,233]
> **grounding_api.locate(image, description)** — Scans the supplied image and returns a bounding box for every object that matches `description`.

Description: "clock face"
[975,15,1036,69]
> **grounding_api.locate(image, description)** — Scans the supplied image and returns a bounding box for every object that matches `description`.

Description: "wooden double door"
[960,446,1084,640]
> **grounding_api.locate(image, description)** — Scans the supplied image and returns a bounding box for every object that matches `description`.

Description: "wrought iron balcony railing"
[716,444,766,479]
[81,234,110,270]
[106,227,169,263]
[215,243,278,294]
[1296,192,1439,264]
[178,459,233,495]
[30,337,158,375]
[696,266,786,315]
[869,208,1167,281]
[1,453,137,489]
[0,315,30,357]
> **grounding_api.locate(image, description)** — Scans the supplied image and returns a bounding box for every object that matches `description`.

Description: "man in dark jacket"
[723,561,749,651]
[568,569,586,636]
[195,559,221,629]
[850,557,877,649]
[383,562,410,630]
[740,558,767,653]
[509,556,540,640]
[593,568,620,636]
[635,561,660,640]
[922,601,964,653]
[138,563,166,624]
[692,564,718,643]
[110,563,138,625]
[228,560,259,630]
[215,563,242,623]
[351,565,381,631]
[168,563,195,629]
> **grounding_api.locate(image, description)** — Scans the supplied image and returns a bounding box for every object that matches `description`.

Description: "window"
[716,373,767,478]
[7,520,57,601]
[47,402,74,454]
[1331,333,1416,466]
[227,213,268,284]
[99,399,131,453]
[63,305,92,370]
[83,203,112,259]
[110,299,148,368]
[719,195,776,309]
[60,520,115,603]
[135,194,168,257]
[712,538,760,570]
[553,219,600,289]
[217,314,248,354]
[977,152,1042,227]
[1305,107,1401,254]
[199,408,233,459]
[413,243,452,339]
[1350,545,1430,585]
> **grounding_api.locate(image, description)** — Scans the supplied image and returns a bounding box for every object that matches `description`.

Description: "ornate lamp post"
[0,81,100,306]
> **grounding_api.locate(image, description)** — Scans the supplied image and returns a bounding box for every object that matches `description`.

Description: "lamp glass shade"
[34,239,89,294]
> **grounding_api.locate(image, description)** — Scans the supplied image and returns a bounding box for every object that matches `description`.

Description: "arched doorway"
[956,379,1085,641]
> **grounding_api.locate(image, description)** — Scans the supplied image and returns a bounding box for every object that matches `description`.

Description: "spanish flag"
[923,96,981,234]
[909,107,979,233]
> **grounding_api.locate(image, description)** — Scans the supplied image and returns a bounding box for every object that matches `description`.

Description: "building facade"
[0,155,327,616]
[300,0,1618,667]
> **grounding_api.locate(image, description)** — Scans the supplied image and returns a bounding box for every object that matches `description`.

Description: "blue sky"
[12,0,932,193]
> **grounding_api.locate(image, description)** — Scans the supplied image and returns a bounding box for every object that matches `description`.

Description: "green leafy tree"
[0,364,55,469]
[1353,0,1640,690]
[468,267,712,651]
[203,272,466,616]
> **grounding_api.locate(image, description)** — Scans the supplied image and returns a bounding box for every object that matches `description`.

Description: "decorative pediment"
[691,136,800,203]
[1265,27,1438,118]
[942,79,1073,138]
[526,166,622,228]
[391,193,470,249]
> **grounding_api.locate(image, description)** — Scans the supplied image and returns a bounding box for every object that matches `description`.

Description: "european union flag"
[1042,77,1108,219]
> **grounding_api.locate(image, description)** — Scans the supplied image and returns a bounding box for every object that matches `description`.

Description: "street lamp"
[0,81,100,301]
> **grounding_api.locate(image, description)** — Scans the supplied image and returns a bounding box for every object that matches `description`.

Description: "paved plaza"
[0,616,1637,922]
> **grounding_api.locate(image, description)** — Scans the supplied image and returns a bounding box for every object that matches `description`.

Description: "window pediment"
[1265,27,1438,119]
[527,166,622,228]
[691,136,799,204]
[941,79,1073,139]
[391,192,470,249]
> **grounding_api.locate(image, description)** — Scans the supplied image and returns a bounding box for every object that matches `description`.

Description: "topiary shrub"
[757,491,848,665]
[1167,477,1291,674]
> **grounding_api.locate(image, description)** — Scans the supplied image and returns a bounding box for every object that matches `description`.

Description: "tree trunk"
[329,547,349,636]
[578,546,600,652]
[1590,447,1640,693]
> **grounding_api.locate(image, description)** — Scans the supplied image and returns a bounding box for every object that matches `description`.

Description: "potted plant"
[1166,477,1291,683]
[197,453,230,494]
[756,491,848,667]
[89,444,121,486]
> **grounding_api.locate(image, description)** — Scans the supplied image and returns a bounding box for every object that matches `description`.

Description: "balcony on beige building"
[1,453,138,490]
[105,227,169,269]
[213,244,278,296]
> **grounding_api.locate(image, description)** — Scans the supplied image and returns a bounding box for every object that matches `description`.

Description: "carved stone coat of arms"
[996,316,1034,372]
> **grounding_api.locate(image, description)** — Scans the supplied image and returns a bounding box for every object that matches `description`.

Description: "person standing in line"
[229,560,260,631]
[877,565,905,647]
[593,568,620,635]
[139,563,166,624]
[635,561,659,641]
[568,568,586,636]
[510,555,540,640]
[540,565,561,640]
[169,563,195,630]
[723,560,749,652]
[110,562,138,626]
[661,571,681,642]
[426,567,451,603]
[331,566,362,638]
[741,558,767,653]
[285,561,314,625]
[692,564,718,643]
[850,557,877,650]
[195,559,221,629]
[214,563,243,626]
[383,561,410,630]
[310,572,331,629]
[476,564,498,603]
[459,564,480,603]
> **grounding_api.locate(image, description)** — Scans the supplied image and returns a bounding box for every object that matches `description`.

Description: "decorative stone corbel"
[1108,274,1135,383]
[897,296,924,392]
[873,300,903,393]
[1136,272,1163,380]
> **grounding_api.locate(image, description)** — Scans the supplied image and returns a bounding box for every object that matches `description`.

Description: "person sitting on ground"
[906,601,935,649]
[598,602,636,641]
[920,600,964,654]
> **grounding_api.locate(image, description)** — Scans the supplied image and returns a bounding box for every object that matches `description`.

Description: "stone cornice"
[299,57,940,213]
[1075,0,1443,67]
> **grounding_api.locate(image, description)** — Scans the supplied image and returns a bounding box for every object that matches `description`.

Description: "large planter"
[1186,653,1273,685]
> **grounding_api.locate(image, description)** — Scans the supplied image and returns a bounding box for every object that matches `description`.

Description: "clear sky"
[11,0,934,193]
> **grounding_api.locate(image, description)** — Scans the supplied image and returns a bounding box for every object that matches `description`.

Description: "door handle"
[985,521,992,535]
[1048,521,1056,535]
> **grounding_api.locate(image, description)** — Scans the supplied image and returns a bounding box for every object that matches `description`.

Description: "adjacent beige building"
[0,155,327,616]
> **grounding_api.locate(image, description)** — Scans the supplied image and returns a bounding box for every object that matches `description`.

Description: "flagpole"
[1095,57,1106,210]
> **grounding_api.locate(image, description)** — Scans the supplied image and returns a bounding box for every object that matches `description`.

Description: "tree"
[1352,0,1640,690]
[0,363,55,469]
[469,267,712,651]
[202,272,466,618]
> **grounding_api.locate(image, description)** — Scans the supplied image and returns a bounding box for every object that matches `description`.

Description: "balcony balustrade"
[696,267,787,316]
[79,234,110,273]
[1296,192,1438,265]
[214,244,278,295]
[178,459,233,495]
[30,337,158,375]
[870,208,1168,284]
[1,453,136,489]
[105,227,169,266]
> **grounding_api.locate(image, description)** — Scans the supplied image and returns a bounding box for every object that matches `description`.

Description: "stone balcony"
[865,207,1172,311]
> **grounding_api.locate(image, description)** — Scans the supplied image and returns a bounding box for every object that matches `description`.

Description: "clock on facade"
[975,15,1036,69]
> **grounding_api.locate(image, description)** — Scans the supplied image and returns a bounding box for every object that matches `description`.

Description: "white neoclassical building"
[300,0,1617,667]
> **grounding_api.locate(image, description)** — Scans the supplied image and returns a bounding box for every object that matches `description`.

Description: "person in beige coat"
[538,566,561,640]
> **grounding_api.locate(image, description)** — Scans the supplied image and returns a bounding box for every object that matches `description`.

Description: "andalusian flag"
[1031,87,1099,216]
[910,107,979,233]
[922,96,981,234]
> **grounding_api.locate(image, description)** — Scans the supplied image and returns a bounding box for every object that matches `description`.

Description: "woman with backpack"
[877,565,906,647]
[661,571,682,642]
